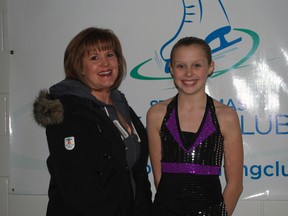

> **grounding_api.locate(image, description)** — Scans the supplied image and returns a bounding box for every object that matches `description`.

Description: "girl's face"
[82,48,119,92]
[169,45,214,95]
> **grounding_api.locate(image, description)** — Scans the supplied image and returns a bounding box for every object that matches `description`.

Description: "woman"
[33,27,152,216]
[147,37,243,215]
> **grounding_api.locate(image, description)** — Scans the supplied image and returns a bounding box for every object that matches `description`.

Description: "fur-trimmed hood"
[33,79,101,128]
[33,90,64,128]
[33,79,94,128]
[33,78,130,128]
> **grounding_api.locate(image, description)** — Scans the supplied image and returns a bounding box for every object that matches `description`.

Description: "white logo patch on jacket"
[64,136,75,150]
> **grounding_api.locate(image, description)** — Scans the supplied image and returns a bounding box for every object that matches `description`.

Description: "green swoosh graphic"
[130,59,172,80]
[211,28,260,78]
[130,28,260,80]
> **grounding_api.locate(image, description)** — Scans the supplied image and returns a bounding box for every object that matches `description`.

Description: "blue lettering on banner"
[243,161,288,179]
[276,115,288,134]
[240,114,288,135]
[219,98,288,135]
[219,98,247,111]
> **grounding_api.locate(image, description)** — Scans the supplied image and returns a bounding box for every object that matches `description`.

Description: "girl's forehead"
[174,45,206,56]
[176,44,203,51]
[172,46,209,63]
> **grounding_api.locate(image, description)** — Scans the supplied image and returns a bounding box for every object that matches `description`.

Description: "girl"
[147,37,243,216]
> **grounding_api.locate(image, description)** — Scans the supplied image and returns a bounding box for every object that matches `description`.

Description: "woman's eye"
[107,52,115,58]
[90,55,98,60]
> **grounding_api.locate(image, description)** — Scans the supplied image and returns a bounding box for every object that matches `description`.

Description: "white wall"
[0,0,9,215]
[1,0,288,215]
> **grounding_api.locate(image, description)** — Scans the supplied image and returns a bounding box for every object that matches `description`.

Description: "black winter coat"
[33,90,152,216]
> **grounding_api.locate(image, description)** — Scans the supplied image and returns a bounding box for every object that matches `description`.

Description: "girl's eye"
[194,63,201,68]
[175,64,184,69]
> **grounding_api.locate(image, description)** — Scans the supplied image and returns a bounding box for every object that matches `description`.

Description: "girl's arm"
[220,106,244,215]
[146,103,166,189]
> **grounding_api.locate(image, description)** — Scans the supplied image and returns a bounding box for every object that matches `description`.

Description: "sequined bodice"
[160,94,224,174]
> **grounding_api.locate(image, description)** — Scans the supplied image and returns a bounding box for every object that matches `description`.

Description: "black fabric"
[44,94,152,216]
[181,131,196,149]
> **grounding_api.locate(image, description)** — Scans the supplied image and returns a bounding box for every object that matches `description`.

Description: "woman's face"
[82,48,119,92]
[169,45,214,95]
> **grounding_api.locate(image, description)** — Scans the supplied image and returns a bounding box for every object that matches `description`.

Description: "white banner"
[8,0,288,200]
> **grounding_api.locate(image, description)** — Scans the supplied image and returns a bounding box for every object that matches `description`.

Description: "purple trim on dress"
[166,108,216,153]
[166,109,183,148]
[189,109,216,151]
[161,162,221,175]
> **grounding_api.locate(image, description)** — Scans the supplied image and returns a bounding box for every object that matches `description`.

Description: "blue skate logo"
[130,0,260,80]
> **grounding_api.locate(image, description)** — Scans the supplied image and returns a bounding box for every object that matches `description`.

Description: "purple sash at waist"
[161,162,221,175]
